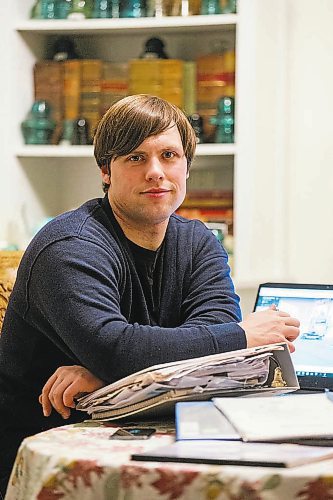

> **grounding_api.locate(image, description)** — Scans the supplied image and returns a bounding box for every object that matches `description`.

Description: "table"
[5,421,333,500]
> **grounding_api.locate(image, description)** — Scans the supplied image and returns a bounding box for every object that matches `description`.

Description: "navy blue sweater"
[0,196,245,443]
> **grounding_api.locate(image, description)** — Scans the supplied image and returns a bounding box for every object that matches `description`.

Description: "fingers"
[40,368,73,419]
[277,310,290,317]
[286,340,295,353]
[63,381,81,408]
[41,372,58,417]
[283,325,300,341]
[284,316,300,328]
[47,378,73,419]
[39,365,105,420]
[271,310,301,339]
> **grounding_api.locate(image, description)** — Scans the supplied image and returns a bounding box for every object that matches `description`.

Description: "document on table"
[213,392,333,442]
[76,343,298,421]
[131,440,333,468]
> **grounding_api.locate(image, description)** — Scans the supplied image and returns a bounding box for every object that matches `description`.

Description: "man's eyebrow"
[124,149,145,155]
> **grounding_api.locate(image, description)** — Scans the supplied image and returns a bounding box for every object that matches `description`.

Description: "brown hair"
[94,94,197,192]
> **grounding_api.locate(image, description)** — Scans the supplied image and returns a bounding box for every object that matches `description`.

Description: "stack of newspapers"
[76,342,299,421]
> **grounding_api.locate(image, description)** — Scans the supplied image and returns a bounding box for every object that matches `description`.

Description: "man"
[0,95,299,496]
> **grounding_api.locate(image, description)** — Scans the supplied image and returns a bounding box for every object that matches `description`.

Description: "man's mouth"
[142,188,170,194]
[141,188,171,198]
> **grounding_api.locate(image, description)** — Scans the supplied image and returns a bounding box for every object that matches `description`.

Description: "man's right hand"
[239,306,300,352]
[39,365,105,420]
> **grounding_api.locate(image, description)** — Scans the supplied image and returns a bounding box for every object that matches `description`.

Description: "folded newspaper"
[76,342,299,421]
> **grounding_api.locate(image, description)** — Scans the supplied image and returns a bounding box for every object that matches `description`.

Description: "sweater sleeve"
[26,236,246,382]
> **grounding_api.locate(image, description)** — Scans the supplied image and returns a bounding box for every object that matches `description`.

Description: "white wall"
[286,0,333,283]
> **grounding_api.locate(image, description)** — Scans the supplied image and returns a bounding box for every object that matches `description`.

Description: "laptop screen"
[254,283,333,390]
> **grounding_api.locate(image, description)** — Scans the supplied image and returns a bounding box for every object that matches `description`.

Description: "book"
[176,401,240,441]
[213,392,333,443]
[76,342,299,421]
[34,61,64,143]
[100,62,128,115]
[182,61,196,116]
[63,60,82,120]
[131,440,333,468]
[80,59,102,141]
[129,59,184,108]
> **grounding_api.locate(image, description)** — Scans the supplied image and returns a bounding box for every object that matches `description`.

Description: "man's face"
[103,125,189,227]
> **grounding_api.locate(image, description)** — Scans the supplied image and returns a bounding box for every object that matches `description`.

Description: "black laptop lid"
[254,283,333,391]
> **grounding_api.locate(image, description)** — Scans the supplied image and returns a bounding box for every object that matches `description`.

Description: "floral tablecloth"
[5,421,333,500]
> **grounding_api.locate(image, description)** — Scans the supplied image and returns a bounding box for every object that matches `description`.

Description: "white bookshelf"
[15,14,237,34]
[15,143,237,158]
[0,0,296,308]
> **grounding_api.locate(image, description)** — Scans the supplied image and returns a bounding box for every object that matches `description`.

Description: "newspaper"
[76,343,298,420]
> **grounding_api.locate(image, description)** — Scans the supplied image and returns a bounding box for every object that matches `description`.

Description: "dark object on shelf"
[210,96,235,143]
[188,113,204,144]
[92,0,113,17]
[71,118,90,145]
[21,100,56,145]
[140,37,169,59]
[51,37,80,61]
[119,0,146,18]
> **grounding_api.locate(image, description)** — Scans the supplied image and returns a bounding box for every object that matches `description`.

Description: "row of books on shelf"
[33,48,235,143]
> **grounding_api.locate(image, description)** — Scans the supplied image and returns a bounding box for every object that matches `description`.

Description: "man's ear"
[101,164,111,184]
[186,171,190,179]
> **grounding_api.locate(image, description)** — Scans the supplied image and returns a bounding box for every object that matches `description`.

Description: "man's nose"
[145,158,165,181]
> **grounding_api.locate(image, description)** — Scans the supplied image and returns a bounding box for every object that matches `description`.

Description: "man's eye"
[128,155,143,162]
[163,151,175,159]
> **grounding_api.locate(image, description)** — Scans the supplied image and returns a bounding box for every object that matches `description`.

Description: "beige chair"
[0,251,23,333]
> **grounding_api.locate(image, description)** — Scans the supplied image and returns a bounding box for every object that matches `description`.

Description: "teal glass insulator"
[55,0,73,18]
[92,0,112,17]
[41,0,57,18]
[210,96,235,143]
[21,101,56,145]
[200,0,221,15]
[31,0,58,18]
[119,0,146,18]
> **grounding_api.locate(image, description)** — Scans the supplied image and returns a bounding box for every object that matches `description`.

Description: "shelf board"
[196,143,236,156]
[16,143,236,159]
[16,145,94,158]
[15,14,237,35]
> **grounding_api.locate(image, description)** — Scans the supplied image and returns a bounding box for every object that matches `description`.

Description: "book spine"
[63,60,82,120]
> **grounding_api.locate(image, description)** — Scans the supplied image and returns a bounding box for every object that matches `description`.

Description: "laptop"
[253,283,333,392]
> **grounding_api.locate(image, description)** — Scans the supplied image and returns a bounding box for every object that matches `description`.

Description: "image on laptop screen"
[254,283,333,390]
